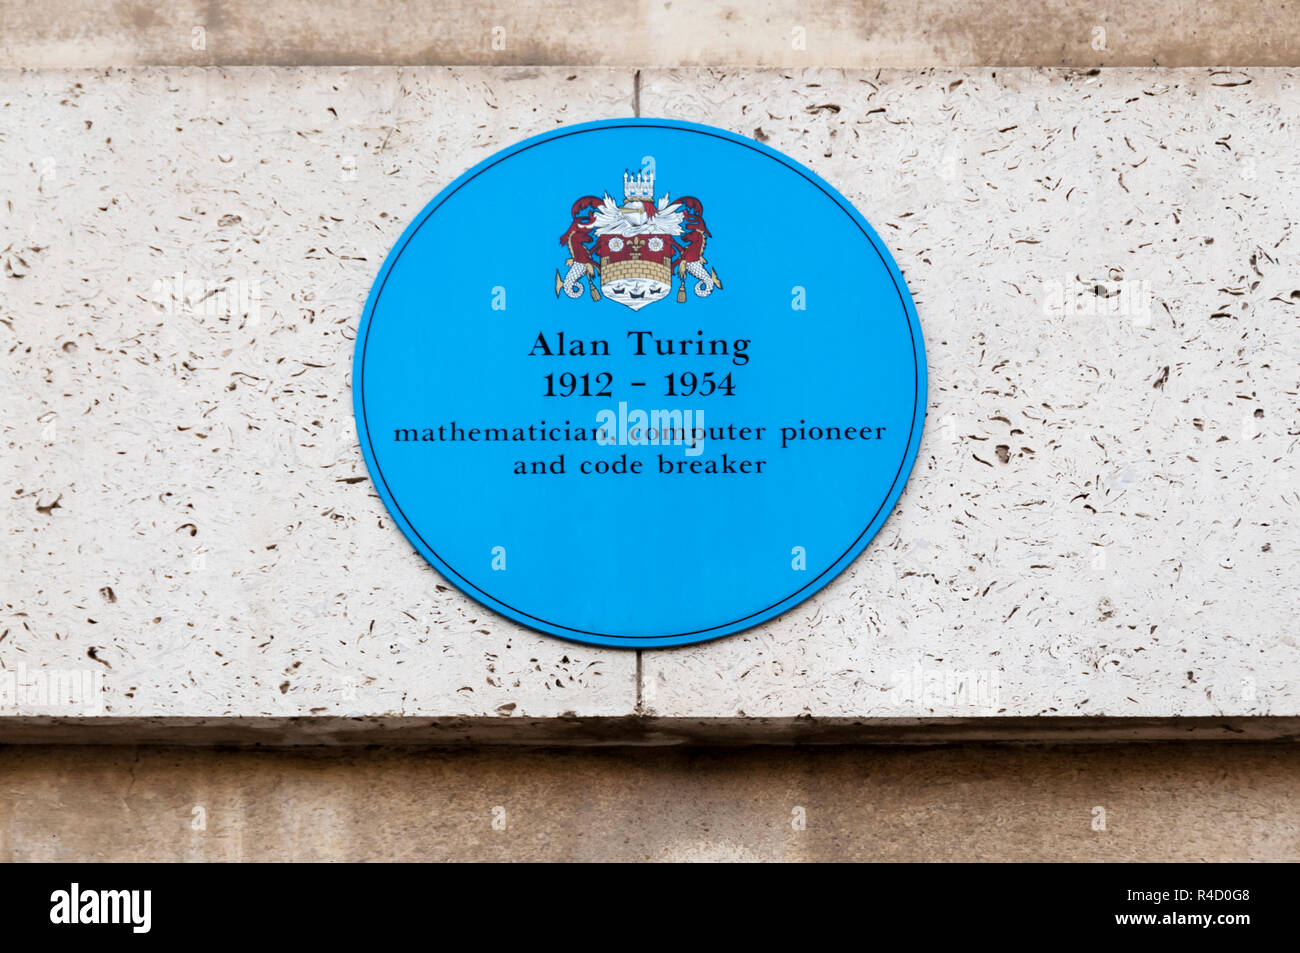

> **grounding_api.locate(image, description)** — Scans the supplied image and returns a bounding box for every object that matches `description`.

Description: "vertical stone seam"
[632,66,644,717]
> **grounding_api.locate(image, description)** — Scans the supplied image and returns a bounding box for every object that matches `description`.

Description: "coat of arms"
[555,169,722,312]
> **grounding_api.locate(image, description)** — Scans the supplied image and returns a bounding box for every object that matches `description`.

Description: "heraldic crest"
[555,168,722,312]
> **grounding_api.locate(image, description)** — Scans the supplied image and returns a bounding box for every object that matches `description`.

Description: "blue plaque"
[354,119,926,648]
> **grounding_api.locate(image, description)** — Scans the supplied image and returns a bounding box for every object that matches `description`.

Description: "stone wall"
[2,65,1295,740]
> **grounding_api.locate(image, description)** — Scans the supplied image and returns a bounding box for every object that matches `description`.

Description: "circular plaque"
[354,119,926,648]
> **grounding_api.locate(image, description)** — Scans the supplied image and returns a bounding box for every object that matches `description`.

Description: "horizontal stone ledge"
[2,0,1297,68]
[0,716,1297,746]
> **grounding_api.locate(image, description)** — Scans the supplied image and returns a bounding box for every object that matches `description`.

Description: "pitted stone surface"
[1,67,1297,732]
[0,67,638,718]
[638,68,1299,719]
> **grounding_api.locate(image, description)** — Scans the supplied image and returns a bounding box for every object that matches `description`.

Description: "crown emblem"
[622,170,655,204]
